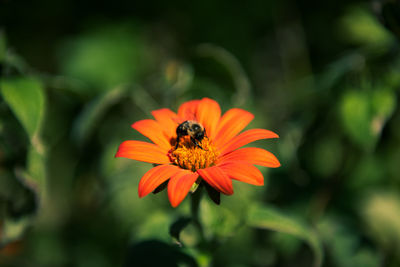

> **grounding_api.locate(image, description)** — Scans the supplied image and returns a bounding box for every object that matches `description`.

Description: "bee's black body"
[175,120,206,149]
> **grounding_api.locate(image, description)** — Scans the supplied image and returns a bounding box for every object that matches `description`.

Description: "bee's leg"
[191,137,204,150]
[175,138,180,149]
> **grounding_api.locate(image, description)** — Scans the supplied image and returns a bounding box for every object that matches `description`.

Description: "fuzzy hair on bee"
[175,120,206,149]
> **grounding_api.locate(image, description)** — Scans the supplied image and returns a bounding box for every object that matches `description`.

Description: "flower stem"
[190,187,205,242]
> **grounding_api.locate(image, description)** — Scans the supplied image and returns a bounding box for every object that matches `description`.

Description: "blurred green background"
[1,0,400,266]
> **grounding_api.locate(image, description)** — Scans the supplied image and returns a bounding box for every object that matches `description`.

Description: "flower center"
[169,136,219,171]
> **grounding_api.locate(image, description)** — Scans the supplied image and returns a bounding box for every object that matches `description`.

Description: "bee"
[175,120,206,149]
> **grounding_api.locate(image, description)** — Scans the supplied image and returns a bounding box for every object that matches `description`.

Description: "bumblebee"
[175,120,206,149]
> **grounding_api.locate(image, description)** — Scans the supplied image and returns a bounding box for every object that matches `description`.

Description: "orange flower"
[116,98,280,207]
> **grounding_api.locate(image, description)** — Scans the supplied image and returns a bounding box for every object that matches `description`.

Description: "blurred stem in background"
[190,189,205,244]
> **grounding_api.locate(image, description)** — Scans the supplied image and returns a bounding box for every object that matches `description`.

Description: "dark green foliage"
[1,0,400,266]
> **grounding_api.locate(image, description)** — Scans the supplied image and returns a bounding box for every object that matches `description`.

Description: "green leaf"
[169,216,192,245]
[0,77,45,151]
[247,205,323,267]
[339,88,396,149]
[339,7,394,50]
[0,216,33,247]
[0,77,47,188]
[0,77,47,247]
[340,90,373,148]
[26,147,47,191]
[371,88,396,128]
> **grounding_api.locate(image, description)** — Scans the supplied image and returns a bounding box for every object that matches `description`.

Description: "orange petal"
[196,98,221,139]
[115,140,171,164]
[151,108,179,139]
[221,129,279,154]
[168,171,199,207]
[197,166,233,195]
[138,165,182,197]
[218,147,280,168]
[177,99,200,120]
[218,162,264,185]
[131,119,172,150]
[214,108,254,149]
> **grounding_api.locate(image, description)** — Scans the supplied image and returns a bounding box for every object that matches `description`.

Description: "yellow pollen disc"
[169,136,220,172]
